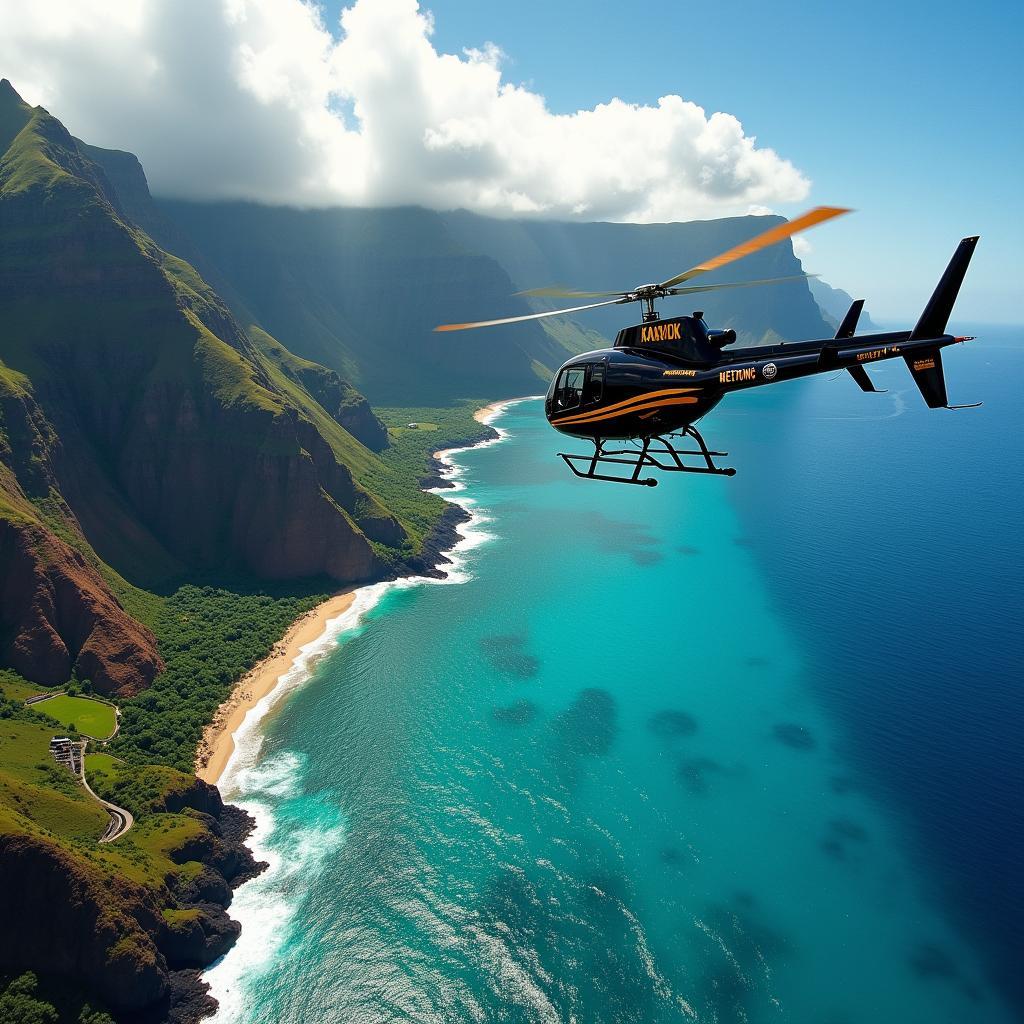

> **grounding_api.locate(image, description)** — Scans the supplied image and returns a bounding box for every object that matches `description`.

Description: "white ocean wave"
[202,399,535,1022]
[203,780,348,1023]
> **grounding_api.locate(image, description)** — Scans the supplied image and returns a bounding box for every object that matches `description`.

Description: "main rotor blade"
[658,206,850,290]
[666,273,817,297]
[434,296,627,332]
[516,286,627,299]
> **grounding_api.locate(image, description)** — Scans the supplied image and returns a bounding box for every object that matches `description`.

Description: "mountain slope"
[440,210,833,346]
[132,198,833,406]
[148,200,582,404]
[0,79,434,691]
[808,277,881,332]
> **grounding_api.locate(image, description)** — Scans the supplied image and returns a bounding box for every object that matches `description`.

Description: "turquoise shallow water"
[208,333,1021,1024]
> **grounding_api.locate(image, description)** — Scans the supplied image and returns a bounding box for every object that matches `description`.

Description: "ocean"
[205,325,1023,1024]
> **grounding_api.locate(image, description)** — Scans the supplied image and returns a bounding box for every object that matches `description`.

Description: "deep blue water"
[207,324,1022,1024]
[720,325,1024,1008]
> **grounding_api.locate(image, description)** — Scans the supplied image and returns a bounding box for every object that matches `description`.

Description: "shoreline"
[199,396,537,1021]
[473,400,511,424]
[196,591,358,784]
[196,396,535,788]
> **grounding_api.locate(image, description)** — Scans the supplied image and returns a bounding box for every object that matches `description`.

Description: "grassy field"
[0,719,108,844]
[34,695,117,739]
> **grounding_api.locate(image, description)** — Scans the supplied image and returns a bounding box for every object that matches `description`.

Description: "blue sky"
[322,0,1022,324]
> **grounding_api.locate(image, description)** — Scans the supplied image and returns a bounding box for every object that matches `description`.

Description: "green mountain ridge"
[125,199,834,407]
[0,81,433,625]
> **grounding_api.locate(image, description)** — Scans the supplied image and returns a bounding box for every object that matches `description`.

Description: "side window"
[556,367,585,409]
[585,363,605,405]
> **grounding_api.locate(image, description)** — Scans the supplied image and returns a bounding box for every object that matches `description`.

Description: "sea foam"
[202,399,537,1022]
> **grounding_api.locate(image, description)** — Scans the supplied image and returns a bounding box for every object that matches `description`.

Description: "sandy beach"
[197,400,518,787]
[474,400,514,424]
[196,591,357,784]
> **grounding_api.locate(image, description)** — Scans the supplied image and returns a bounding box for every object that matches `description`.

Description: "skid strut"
[558,426,736,486]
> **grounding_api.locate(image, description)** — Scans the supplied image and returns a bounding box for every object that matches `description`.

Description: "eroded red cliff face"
[0,517,163,696]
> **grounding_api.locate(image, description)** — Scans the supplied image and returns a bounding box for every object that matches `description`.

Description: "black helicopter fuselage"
[544,316,967,440]
[437,216,978,487]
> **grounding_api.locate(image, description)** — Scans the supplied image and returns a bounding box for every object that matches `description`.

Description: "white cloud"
[0,0,810,220]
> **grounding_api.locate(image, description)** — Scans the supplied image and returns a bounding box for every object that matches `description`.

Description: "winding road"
[79,741,135,843]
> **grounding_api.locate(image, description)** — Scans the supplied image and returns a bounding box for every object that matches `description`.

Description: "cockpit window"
[555,366,585,409]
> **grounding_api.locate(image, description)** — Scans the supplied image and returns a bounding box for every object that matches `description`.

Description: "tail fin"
[835,299,864,339]
[909,236,979,341]
[904,237,981,409]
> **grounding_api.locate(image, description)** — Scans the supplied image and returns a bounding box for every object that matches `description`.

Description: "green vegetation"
[0,971,114,1024]
[81,752,121,776]
[30,696,116,740]
[369,403,493,536]
[0,719,107,843]
[85,754,194,820]
[112,584,326,771]
[0,669,47,707]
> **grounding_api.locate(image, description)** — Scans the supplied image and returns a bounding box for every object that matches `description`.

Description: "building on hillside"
[50,736,83,775]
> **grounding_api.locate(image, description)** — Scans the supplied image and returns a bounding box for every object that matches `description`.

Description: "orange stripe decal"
[557,395,699,428]
[552,388,698,426]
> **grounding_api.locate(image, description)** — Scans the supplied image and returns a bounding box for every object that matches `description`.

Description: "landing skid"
[558,426,736,487]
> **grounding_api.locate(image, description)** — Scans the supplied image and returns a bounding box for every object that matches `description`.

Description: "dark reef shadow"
[772,723,817,751]
[829,818,869,842]
[631,549,664,566]
[552,688,618,759]
[909,943,958,980]
[574,511,663,566]
[648,709,698,739]
[830,775,858,796]
[479,634,541,679]
[677,756,725,796]
[492,699,539,725]
[908,943,988,1003]
[691,899,793,1020]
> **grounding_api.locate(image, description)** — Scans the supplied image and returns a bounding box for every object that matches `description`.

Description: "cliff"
[0,364,163,695]
[0,79,436,690]
[808,276,882,332]
[139,200,833,406]
[0,516,163,697]
[0,774,262,1022]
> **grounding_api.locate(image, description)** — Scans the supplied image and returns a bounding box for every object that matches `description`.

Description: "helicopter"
[435,208,981,486]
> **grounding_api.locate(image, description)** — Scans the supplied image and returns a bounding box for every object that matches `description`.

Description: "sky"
[1,0,1020,323]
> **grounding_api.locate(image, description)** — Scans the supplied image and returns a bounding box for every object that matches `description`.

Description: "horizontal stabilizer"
[910,237,979,340]
[835,299,864,340]
[848,364,886,393]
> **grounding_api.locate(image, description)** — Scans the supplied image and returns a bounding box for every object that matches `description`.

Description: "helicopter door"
[584,361,605,405]
[554,366,586,410]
